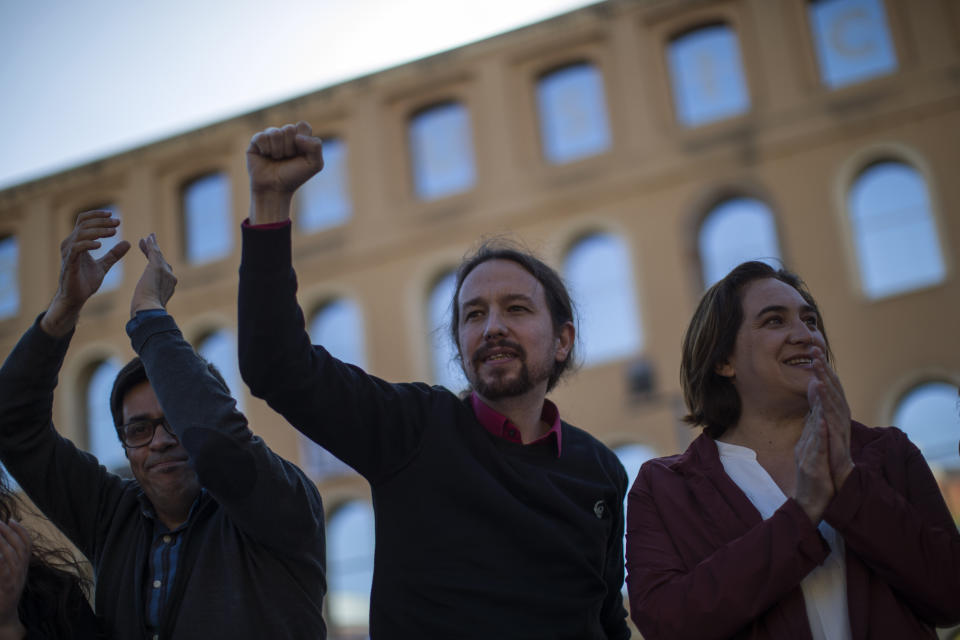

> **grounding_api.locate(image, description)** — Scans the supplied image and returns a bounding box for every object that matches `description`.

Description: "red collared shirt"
[470,392,562,457]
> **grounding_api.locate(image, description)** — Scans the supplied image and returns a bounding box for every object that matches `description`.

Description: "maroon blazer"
[626,422,960,639]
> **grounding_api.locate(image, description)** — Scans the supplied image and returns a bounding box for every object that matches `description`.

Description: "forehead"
[121,380,162,422]
[458,259,545,307]
[740,277,809,315]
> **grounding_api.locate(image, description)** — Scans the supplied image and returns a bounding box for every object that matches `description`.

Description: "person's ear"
[554,321,574,363]
[715,360,735,378]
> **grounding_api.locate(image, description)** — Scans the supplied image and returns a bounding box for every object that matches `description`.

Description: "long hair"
[680,261,832,438]
[0,474,93,636]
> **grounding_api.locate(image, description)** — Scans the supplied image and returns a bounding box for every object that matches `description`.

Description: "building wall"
[1,0,958,634]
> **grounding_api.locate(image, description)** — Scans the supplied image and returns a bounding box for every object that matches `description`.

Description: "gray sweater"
[0,314,327,639]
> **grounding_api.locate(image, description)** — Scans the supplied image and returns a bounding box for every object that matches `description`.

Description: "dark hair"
[681,261,832,438]
[0,474,93,637]
[449,240,577,392]
[110,356,228,440]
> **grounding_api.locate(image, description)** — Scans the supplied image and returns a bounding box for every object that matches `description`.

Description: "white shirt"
[716,440,852,640]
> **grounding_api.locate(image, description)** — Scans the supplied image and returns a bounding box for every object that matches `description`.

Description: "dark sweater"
[239,224,631,639]
[0,315,327,639]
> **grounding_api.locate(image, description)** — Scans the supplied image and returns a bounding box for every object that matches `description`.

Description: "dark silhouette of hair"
[109,355,228,438]
[681,261,832,438]
[450,240,577,392]
[0,473,94,637]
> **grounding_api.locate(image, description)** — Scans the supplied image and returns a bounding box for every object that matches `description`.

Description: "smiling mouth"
[783,357,813,366]
[149,459,188,472]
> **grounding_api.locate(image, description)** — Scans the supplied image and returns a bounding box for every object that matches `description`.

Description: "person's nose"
[786,318,815,345]
[149,422,179,450]
[483,308,507,341]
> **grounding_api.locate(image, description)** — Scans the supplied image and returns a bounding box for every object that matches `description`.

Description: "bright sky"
[0,0,596,190]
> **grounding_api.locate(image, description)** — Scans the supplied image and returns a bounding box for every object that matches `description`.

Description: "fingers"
[249,124,301,160]
[248,122,323,163]
[0,520,29,569]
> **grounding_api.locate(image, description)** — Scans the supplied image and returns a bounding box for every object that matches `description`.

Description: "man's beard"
[467,340,550,400]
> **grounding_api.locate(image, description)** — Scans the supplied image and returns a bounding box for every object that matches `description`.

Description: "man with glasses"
[0,213,327,639]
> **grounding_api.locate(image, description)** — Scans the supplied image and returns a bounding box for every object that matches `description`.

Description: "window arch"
[667,23,750,127]
[808,0,897,88]
[698,197,782,288]
[0,234,19,320]
[892,381,959,471]
[295,137,351,233]
[79,205,124,293]
[196,329,244,412]
[848,161,945,299]
[182,172,232,264]
[327,500,375,632]
[564,233,643,366]
[536,62,612,164]
[408,102,476,200]
[85,359,125,471]
[428,270,467,392]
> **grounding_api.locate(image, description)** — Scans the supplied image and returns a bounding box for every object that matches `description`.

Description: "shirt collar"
[470,392,562,457]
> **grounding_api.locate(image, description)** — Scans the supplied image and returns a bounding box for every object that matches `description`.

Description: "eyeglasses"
[119,417,177,449]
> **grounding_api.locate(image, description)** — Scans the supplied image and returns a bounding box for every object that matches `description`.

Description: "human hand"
[246,121,324,224]
[41,210,131,337]
[0,519,31,638]
[792,391,834,524]
[810,347,854,489]
[130,233,177,318]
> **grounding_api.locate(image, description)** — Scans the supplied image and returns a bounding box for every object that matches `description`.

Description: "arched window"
[86,359,125,471]
[698,197,782,288]
[536,62,612,164]
[892,382,959,471]
[408,102,476,200]
[808,0,897,88]
[80,205,123,293]
[182,172,232,264]
[299,299,367,479]
[614,443,656,593]
[848,161,945,299]
[667,23,750,127]
[296,137,351,233]
[0,235,19,320]
[564,233,643,366]
[428,271,468,392]
[327,500,375,632]
[196,329,244,412]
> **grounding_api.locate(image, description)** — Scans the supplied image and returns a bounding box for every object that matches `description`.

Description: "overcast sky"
[0,0,596,189]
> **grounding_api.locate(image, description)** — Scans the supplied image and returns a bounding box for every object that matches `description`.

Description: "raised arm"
[812,351,960,625]
[0,212,131,558]
[239,122,432,481]
[127,235,325,553]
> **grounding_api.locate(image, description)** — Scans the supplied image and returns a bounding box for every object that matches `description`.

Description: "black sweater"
[239,224,631,639]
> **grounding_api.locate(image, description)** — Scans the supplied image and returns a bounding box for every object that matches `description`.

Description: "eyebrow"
[755,304,816,318]
[460,293,537,310]
[123,413,161,424]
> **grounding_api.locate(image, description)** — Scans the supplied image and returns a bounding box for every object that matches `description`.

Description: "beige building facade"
[1,0,958,635]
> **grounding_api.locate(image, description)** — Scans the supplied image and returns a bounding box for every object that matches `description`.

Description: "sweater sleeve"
[238,223,432,482]
[129,312,325,555]
[625,461,829,640]
[0,317,127,562]
[823,425,960,627]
